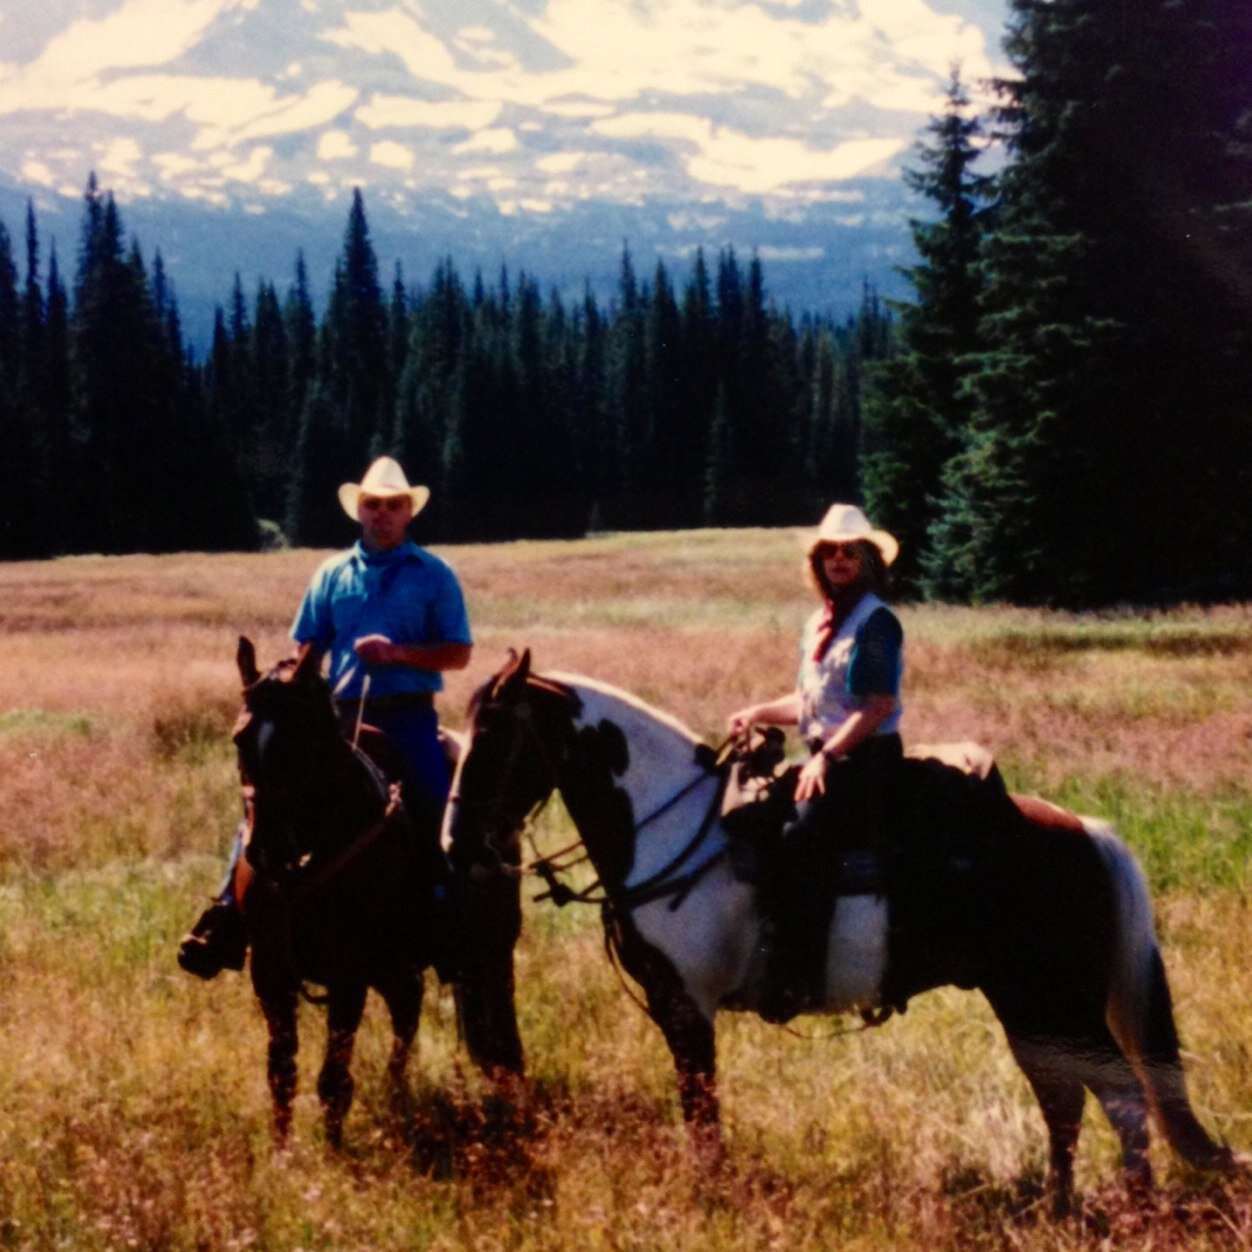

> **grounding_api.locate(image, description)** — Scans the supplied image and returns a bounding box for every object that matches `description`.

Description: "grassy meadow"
[0,529,1249,1249]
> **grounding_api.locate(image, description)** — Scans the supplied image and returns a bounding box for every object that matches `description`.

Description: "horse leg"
[655,1000,719,1162]
[319,982,367,1150]
[1003,1031,1087,1218]
[986,982,1101,1217]
[258,987,299,1143]
[376,969,423,1097]
[621,930,720,1161]
[993,978,1161,1215]
[1085,1054,1153,1196]
[455,869,526,1080]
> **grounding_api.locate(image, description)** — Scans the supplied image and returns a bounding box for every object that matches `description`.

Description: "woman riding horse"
[444,650,1239,1215]
[728,503,903,1021]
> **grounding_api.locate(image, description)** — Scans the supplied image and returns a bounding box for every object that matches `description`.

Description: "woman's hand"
[727,705,761,737]
[795,753,829,802]
[727,692,802,737]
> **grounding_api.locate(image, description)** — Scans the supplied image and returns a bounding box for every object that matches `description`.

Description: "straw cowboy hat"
[806,503,899,567]
[338,456,431,521]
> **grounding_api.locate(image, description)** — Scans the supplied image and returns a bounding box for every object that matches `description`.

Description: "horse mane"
[543,671,705,749]
[472,657,708,760]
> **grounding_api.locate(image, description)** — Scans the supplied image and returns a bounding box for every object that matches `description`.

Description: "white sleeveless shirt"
[796,592,903,744]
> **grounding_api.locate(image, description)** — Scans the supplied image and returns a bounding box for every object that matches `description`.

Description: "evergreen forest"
[0,0,1249,607]
[0,178,885,561]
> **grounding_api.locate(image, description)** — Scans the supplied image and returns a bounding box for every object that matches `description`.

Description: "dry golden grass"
[0,532,1248,1249]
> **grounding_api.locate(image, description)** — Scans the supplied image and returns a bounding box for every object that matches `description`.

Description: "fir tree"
[930,0,1252,604]
[325,189,390,459]
[0,218,37,556]
[395,256,469,535]
[863,68,992,595]
[606,244,647,527]
[642,259,684,527]
[284,250,317,458]
[250,280,290,520]
[289,190,389,545]
[575,285,611,530]
[675,248,716,527]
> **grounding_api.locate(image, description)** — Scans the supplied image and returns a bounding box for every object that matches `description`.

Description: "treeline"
[862,0,1252,605]
[0,178,257,557]
[2,0,1249,608]
[0,178,890,559]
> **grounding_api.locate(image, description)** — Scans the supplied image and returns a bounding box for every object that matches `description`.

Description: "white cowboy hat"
[806,503,899,567]
[338,456,431,521]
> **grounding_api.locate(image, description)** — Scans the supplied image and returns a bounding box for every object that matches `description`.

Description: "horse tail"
[1089,820,1235,1170]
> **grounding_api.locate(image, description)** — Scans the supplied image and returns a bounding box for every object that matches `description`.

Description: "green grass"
[0,708,96,738]
[0,536,1248,1248]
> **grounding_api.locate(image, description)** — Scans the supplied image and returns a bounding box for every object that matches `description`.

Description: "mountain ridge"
[0,0,1008,345]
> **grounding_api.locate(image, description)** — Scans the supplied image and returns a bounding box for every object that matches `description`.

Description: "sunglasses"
[819,542,863,559]
[360,496,409,513]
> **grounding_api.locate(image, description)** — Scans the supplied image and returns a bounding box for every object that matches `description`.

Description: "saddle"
[727,732,1020,1023]
[722,733,1012,878]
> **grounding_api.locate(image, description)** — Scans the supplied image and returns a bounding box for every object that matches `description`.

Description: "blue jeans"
[366,706,451,814]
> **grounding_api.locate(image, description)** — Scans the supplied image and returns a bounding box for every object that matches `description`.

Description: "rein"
[475,709,733,915]
[464,691,895,1039]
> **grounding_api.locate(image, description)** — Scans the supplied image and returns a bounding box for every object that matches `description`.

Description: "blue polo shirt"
[291,540,472,699]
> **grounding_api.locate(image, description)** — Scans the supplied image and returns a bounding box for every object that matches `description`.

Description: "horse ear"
[494,647,531,698]
[237,637,260,687]
[291,641,320,683]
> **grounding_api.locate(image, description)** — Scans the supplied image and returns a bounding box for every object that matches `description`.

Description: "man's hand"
[354,634,397,666]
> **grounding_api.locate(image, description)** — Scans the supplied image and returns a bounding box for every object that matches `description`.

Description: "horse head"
[445,649,581,876]
[441,649,582,1079]
[233,636,354,882]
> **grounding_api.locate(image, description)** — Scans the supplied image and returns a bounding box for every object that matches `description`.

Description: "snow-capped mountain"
[0,0,1007,343]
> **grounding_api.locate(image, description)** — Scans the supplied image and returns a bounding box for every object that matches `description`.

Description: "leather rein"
[246,744,406,1006]
[453,696,733,916]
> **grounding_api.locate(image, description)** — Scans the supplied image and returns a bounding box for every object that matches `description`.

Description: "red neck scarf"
[812,601,839,662]
[812,591,865,662]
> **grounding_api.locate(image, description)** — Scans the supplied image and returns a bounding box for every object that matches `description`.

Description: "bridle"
[450,685,731,914]
[235,673,409,1004]
[236,669,402,886]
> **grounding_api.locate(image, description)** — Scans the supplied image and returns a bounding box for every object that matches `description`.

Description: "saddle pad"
[907,740,997,781]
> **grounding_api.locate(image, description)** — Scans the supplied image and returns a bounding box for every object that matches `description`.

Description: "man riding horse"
[178,456,473,979]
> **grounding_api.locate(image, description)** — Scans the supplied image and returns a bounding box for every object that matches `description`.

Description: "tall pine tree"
[929,0,1252,604]
[863,68,992,595]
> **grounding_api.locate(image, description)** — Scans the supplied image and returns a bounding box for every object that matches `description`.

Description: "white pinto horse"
[442,650,1238,1215]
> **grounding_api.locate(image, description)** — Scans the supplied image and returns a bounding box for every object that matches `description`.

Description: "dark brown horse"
[232,637,449,1146]
[443,651,1241,1215]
